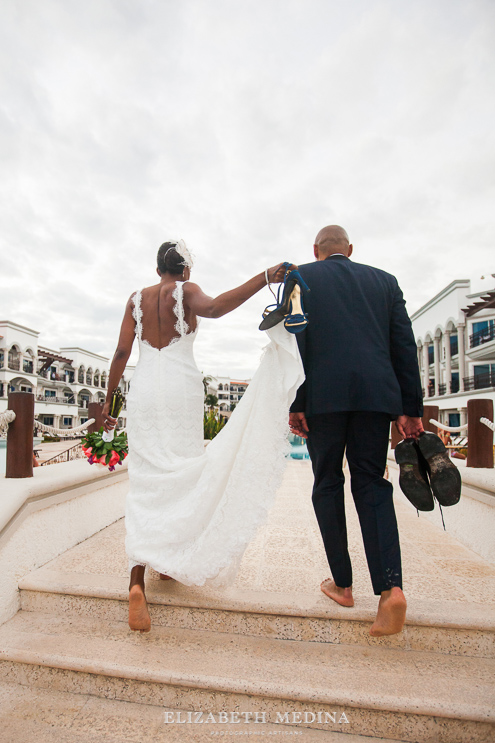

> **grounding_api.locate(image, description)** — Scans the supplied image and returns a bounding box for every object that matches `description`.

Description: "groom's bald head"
[314,225,352,259]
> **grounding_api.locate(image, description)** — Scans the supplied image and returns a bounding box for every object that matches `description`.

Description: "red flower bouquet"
[81,428,128,472]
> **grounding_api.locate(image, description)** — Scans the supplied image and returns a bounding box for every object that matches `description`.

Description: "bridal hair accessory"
[165,238,194,269]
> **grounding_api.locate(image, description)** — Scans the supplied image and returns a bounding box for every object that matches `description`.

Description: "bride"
[102,239,304,632]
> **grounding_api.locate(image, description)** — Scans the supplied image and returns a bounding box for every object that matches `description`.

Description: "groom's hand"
[395,415,423,440]
[289,412,309,439]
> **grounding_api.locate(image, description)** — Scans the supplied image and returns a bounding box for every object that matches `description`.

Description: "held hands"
[395,415,424,440]
[267,263,297,283]
[289,412,309,439]
[102,401,118,433]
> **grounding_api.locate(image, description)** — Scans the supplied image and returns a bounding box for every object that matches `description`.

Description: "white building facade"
[0,321,134,431]
[411,277,495,427]
[209,376,249,417]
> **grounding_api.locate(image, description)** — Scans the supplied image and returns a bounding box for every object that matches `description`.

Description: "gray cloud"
[1,0,494,377]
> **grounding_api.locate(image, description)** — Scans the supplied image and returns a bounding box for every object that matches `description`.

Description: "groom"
[289,226,423,637]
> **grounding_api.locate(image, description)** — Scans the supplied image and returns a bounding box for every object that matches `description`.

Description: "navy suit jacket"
[290,255,423,419]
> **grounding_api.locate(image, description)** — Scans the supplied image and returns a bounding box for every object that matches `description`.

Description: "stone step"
[19,568,495,658]
[0,610,493,743]
[0,680,406,743]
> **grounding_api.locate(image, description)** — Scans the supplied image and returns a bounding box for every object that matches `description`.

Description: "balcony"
[438,384,447,396]
[23,361,34,374]
[8,359,20,371]
[463,371,495,391]
[470,325,495,349]
[37,395,77,405]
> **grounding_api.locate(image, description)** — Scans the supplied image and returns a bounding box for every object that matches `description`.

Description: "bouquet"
[81,428,128,471]
[81,388,128,471]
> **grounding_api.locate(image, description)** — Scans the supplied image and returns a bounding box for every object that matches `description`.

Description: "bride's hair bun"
[157,242,185,275]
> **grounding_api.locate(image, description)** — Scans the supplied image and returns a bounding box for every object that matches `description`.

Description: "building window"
[450,334,458,356]
[471,320,495,348]
[45,390,56,398]
[20,385,32,393]
[80,417,88,424]
[448,413,460,428]
[63,417,72,426]
[43,416,54,426]
[451,372,459,393]
[473,364,495,389]
[428,346,434,365]
[0,351,4,367]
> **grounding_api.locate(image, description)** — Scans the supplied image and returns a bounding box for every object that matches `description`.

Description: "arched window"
[8,345,20,371]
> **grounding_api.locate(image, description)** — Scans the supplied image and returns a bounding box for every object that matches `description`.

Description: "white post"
[457,323,466,392]
[444,330,451,394]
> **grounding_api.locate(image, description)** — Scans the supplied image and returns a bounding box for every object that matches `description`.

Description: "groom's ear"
[348,244,353,257]
[156,267,161,277]
[313,244,319,260]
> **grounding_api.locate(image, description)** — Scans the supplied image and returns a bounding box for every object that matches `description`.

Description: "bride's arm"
[102,296,135,430]
[183,263,291,319]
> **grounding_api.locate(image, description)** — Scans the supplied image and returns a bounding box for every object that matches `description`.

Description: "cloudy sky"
[1,0,494,378]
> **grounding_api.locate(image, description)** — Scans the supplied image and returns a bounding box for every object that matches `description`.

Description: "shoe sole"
[395,440,435,511]
[416,434,461,506]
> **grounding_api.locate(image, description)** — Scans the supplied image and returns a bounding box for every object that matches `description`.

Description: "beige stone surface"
[0,680,401,743]
[0,610,493,720]
[2,461,495,743]
[25,460,495,615]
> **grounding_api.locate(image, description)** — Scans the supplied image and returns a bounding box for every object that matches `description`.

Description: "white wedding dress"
[125,280,305,587]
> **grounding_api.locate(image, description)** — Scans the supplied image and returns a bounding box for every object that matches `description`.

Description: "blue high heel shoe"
[259,264,309,333]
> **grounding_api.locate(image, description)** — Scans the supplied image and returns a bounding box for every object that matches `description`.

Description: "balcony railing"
[8,359,20,371]
[438,384,447,396]
[463,371,495,391]
[470,325,495,348]
[37,395,77,405]
[23,362,34,374]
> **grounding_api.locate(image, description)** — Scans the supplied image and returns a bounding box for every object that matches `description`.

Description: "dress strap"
[132,290,143,341]
[172,281,190,337]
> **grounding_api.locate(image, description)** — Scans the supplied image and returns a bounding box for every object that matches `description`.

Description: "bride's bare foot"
[370,587,407,637]
[320,578,354,607]
[159,573,174,581]
[128,584,151,633]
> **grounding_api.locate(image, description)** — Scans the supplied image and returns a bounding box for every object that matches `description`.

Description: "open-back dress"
[125,280,305,587]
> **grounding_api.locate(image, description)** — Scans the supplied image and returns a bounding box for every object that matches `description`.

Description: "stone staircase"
[0,461,494,742]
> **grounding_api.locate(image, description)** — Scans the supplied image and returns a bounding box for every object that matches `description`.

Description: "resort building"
[209,376,249,417]
[0,320,134,431]
[411,275,495,427]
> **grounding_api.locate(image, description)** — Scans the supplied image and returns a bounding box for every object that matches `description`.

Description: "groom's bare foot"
[128,584,151,633]
[159,573,174,581]
[320,578,354,607]
[370,587,407,637]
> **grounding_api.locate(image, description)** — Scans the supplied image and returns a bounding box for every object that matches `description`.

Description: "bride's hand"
[267,263,297,283]
[102,401,118,432]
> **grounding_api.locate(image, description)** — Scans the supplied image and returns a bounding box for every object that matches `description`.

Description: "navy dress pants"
[306,412,402,595]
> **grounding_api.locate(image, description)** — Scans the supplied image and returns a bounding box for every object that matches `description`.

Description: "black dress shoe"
[395,438,435,511]
[415,432,461,506]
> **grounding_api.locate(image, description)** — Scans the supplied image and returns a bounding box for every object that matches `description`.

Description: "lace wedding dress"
[125,280,305,587]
